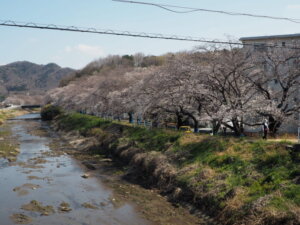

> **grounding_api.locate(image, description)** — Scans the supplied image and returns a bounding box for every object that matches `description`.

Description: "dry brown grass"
[225,187,248,210]
[0,109,26,123]
[178,133,209,145]
[196,167,216,180]
[268,138,298,143]
[216,144,254,161]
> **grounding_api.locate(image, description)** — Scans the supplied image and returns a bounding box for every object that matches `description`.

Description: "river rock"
[81,174,89,179]
[58,202,72,212]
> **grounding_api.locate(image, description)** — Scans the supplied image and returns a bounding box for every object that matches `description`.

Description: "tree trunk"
[232,118,243,136]
[176,113,183,130]
[128,112,134,124]
[187,114,198,133]
[212,120,221,135]
[193,120,199,133]
[268,116,281,136]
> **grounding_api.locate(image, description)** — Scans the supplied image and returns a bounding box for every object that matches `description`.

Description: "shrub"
[41,104,62,121]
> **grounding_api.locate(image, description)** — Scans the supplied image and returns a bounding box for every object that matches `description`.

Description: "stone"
[58,202,72,213]
[81,174,89,179]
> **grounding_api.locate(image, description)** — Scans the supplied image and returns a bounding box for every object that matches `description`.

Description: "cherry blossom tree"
[197,45,259,135]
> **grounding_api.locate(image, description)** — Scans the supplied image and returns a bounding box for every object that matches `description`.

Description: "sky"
[1,0,300,69]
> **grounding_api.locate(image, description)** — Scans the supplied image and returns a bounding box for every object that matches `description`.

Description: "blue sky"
[1,0,300,69]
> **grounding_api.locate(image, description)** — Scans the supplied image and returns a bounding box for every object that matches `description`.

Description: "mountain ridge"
[0,61,74,101]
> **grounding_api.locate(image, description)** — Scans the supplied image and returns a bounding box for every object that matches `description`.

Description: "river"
[0,114,203,225]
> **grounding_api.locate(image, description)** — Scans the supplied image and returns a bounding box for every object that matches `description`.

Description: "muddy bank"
[0,123,20,162]
[0,109,40,162]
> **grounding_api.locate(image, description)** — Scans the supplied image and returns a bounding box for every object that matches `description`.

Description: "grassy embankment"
[44,105,300,225]
[0,108,30,161]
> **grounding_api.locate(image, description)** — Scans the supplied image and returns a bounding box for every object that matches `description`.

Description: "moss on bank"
[49,107,299,225]
[0,108,27,161]
[0,108,27,124]
[0,129,19,161]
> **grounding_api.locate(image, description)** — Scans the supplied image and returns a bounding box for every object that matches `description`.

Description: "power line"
[0,19,238,44]
[112,0,300,24]
[0,20,299,50]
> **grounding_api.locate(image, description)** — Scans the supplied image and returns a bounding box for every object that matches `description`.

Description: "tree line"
[46,44,300,136]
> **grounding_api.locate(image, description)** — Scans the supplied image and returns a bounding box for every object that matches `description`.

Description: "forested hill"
[0,61,74,100]
[58,54,165,87]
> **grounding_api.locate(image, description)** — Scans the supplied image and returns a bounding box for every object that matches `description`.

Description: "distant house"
[240,34,300,133]
[240,33,300,50]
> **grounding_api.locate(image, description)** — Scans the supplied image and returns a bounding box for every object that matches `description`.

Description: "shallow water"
[0,116,151,225]
[13,113,41,120]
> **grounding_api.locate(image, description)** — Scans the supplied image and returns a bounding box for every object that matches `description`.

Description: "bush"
[41,104,62,121]
[57,113,111,133]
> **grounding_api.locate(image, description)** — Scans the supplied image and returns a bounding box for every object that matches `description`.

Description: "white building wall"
[242,37,300,133]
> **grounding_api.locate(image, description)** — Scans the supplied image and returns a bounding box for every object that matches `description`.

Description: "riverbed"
[0,114,203,225]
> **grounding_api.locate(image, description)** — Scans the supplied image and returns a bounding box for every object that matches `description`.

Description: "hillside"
[58,54,165,87]
[0,61,74,101]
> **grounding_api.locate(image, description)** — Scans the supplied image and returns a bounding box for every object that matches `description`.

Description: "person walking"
[262,119,269,140]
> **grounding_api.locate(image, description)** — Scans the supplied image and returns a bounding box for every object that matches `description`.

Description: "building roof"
[240,33,300,42]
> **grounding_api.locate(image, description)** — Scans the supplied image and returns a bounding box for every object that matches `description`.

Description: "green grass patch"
[58,113,110,133]
[124,126,181,151]
[268,196,289,211]
[174,137,229,166]
[283,184,300,206]
[57,112,180,152]
[172,136,299,214]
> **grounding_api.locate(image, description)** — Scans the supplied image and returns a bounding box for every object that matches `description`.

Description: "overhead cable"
[0,20,299,50]
[112,0,300,24]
